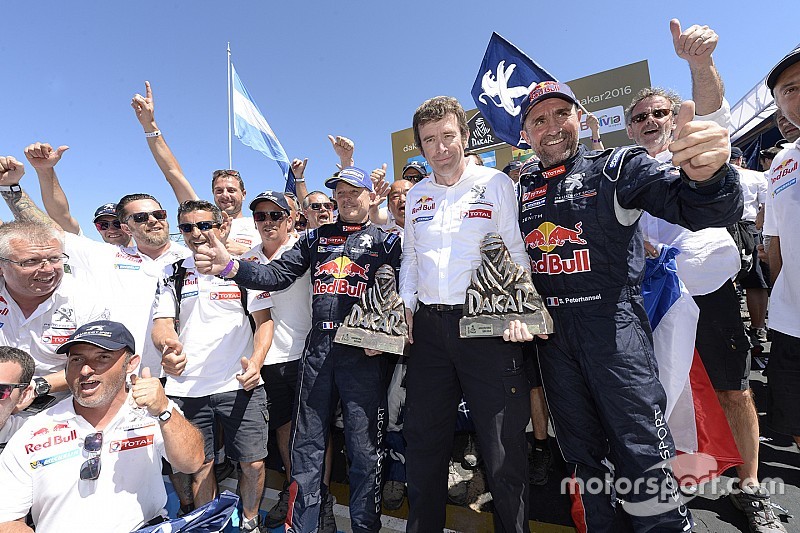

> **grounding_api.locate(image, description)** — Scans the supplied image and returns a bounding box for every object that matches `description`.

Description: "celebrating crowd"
[0,17,798,533]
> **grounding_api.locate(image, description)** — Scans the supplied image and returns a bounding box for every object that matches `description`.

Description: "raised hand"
[24,142,69,171]
[328,135,354,166]
[0,156,25,186]
[194,228,232,275]
[670,19,718,65]
[291,158,308,181]
[161,338,187,376]
[130,366,170,416]
[131,81,157,130]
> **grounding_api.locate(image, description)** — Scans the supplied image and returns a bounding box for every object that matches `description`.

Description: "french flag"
[642,246,742,483]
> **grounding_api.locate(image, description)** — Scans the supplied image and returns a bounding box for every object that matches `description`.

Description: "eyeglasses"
[0,383,27,400]
[80,432,103,481]
[630,108,673,124]
[253,211,286,222]
[212,169,241,179]
[309,202,335,211]
[126,210,168,224]
[402,174,424,183]
[0,253,69,270]
[177,221,220,233]
[94,220,122,231]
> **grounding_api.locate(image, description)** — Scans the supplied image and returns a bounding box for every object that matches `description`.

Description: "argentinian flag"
[231,63,290,177]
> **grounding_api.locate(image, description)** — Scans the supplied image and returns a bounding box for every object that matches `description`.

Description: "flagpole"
[227,42,233,169]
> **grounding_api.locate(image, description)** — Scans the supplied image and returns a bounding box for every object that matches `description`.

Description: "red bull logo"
[524,222,587,252]
[313,279,367,297]
[532,250,591,275]
[25,430,78,454]
[314,258,370,280]
[412,196,435,214]
[52,423,70,431]
[771,158,798,183]
[31,427,49,437]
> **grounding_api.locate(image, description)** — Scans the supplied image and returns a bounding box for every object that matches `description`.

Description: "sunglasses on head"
[212,169,241,179]
[0,383,27,400]
[309,202,335,211]
[94,220,122,231]
[126,210,168,224]
[80,432,103,481]
[178,221,220,233]
[253,211,286,222]
[630,108,673,124]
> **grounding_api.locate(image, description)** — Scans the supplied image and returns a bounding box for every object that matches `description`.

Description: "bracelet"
[144,130,162,138]
[0,184,22,192]
[293,178,305,183]
[218,259,235,278]
[592,138,601,143]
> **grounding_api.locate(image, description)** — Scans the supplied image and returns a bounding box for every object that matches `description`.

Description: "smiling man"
[0,320,204,533]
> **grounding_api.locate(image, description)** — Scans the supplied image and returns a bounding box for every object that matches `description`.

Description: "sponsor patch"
[774,177,796,197]
[182,290,199,298]
[522,186,547,202]
[318,245,345,253]
[522,198,546,212]
[542,165,566,179]
[463,208,492,219]
[256,292,270,300]
[412,215,433,225]
[42,334,72,345]
[554,189,598,203]
[320,236,346,245]
[114,264,141,270]
[313,279,367,297]
[25,430,79,454]
[109,434,154,453]
[210,292,241,300]
[29,448,80,470]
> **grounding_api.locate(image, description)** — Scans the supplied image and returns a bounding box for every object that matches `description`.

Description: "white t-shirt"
[0,397,169,533]
[763,139,800,337]
[240,237,312,365]
[0,276,109,375]
[399,164,528,310]
[229,216,260,254]
[153,257,272,397]
[737,167,768,222]
[64,234,190,376]
[0,414,28,446]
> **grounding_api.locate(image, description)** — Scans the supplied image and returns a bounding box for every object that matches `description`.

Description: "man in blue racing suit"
[505,81,742,532]
[194,167,402,533]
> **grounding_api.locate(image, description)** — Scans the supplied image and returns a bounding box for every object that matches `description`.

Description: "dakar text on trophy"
[460,233,554,338]
[334,264,409,355]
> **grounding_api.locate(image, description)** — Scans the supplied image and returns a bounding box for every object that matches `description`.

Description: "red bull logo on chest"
[524,221,591,275]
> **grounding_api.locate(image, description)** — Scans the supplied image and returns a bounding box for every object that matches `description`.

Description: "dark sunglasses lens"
[653,109,670,119]
[632,113,647,124]
[253,212,266,222]
[84,432,103,452]
[0,385,12,400]
[178,224,193,233]
[80,456,101,480]
[269,212,284,221]
[196,222,215,231]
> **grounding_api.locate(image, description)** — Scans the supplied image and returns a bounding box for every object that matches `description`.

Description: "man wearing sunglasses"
[302,191,336,229]
[0,347,35,450]
[152,200,273,533]
[92,203,132,247]
[194,166,401,533]
[0,320,204,533]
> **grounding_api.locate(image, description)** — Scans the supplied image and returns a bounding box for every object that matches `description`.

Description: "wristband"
[218,259,235,278]
[294,178,306,183]
[592,138,601,143]
[144,130,162,138]
[0,184,22,193]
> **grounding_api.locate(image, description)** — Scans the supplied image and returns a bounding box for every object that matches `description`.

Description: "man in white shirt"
[0,320,204,533]
[0,347,35,450]
[151,200,273,533]
[763,47,800,451]
[399,96,531,532]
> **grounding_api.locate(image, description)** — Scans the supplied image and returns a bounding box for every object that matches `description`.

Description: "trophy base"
[459,312,554,338]
[334,326,407,355]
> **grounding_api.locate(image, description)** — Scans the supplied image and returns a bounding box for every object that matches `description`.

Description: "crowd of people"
[0,17,798,533]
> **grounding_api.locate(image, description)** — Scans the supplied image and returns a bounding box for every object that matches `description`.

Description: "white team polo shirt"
[0,397,169,533]
[737,167,768,222]
[229,216,261,254]
[240,236,312,365]
[399,164,528,310]
[153,257,272,397]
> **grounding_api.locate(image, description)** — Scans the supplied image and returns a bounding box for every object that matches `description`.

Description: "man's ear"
[14,385,36,413]
[520,130,531,145]
[219,212,232,241]
[626,125,635,141]
[127,353,141,374]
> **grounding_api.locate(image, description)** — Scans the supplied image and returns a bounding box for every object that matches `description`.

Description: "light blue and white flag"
[231,63,290,179]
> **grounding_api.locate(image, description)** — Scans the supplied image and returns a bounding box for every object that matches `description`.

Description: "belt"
[543,286,639,308]
[420,302,463,312]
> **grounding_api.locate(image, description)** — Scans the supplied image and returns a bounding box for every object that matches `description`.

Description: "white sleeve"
[0,433,33,522]
[757,172,768,206]
[695,98,731,129]
[399,193,419,311]
[152,279,178,320]
[246,287,273,313]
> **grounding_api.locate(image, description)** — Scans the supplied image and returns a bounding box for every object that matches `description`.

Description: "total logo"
[771,158,797,183]
[109,434,154,453]
[524,221,591,275]
[411,196,435,214]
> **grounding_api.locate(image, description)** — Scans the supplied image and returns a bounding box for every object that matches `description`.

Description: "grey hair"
[0,221,63,259]
[625,87,682,124]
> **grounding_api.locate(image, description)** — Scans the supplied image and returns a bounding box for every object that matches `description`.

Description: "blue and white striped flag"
[231,63,291,179]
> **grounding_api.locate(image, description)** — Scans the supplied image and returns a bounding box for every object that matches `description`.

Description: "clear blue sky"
[2,0,796,238]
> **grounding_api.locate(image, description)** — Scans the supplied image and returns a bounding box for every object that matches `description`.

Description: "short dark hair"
[211,169,246,192]
[0,346,35,385]
[177,200,222,225]
[413,96,469,157]
[116,194,163,222]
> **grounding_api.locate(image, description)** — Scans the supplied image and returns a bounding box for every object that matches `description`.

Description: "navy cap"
[249,190,291,214]
[730,147,744,159]
[324,166,373,191]
[93,203,117,221]
[519,81,579,129]
[401,161,428,178]
[766,47,800,95]
[56,320,136,355]
[503,160,522,174]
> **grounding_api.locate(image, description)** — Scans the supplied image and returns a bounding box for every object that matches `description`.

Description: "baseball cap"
[766,47,800,95]
[519,81,579,129]
[249,190,291,214]
[730,147,744,160]
[324,166,373,192]
[401,161,428,178]
[760,146,782,159]
[93,203,117,221]
[56,320,136,355]
[503,160,522,174]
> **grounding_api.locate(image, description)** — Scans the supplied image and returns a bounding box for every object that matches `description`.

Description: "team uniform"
[0,397,171,532]
[228,217,261,254]
[518,144,742,531]
[63,233,190,375]
[737,166,770,290]
[763,138,800,435]
[153,257,272,462]
[231,220,401,533]
[399,164,531,533]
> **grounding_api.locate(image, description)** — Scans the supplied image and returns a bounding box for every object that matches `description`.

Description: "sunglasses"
[126,210,168,224]
[253,211,286,222]
[212,169,241,179]
[630,108,673,124]
[178,221,220,233]
[403,174,424,183]
[309,202,335,211]
[94,220,122,231]
[80,432,103,481]
[0,383,27,400]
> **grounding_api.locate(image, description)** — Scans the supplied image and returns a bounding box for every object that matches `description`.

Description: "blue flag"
[231,63,291,181]
[471,33,556,149]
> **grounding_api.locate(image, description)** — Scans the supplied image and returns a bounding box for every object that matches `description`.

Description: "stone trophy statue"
[460,233,553,338]
[335,264,409,355]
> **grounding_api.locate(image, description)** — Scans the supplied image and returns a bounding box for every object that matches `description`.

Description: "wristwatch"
[0,184,22,193]
[32,377,51,397]
[157,400,176,422]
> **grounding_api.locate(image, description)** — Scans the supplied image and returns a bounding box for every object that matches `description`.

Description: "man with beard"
[0,320,203,533]
[506,78,741,531]
[193,167,402,533]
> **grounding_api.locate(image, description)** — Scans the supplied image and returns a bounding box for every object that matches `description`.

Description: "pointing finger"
[145,81,152,100]
[673,100,695,139]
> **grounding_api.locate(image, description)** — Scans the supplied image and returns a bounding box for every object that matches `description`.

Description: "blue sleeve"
[233,237,311,291]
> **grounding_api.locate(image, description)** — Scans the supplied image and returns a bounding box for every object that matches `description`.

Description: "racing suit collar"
[536,145,585,180]
[337,220,370,233]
